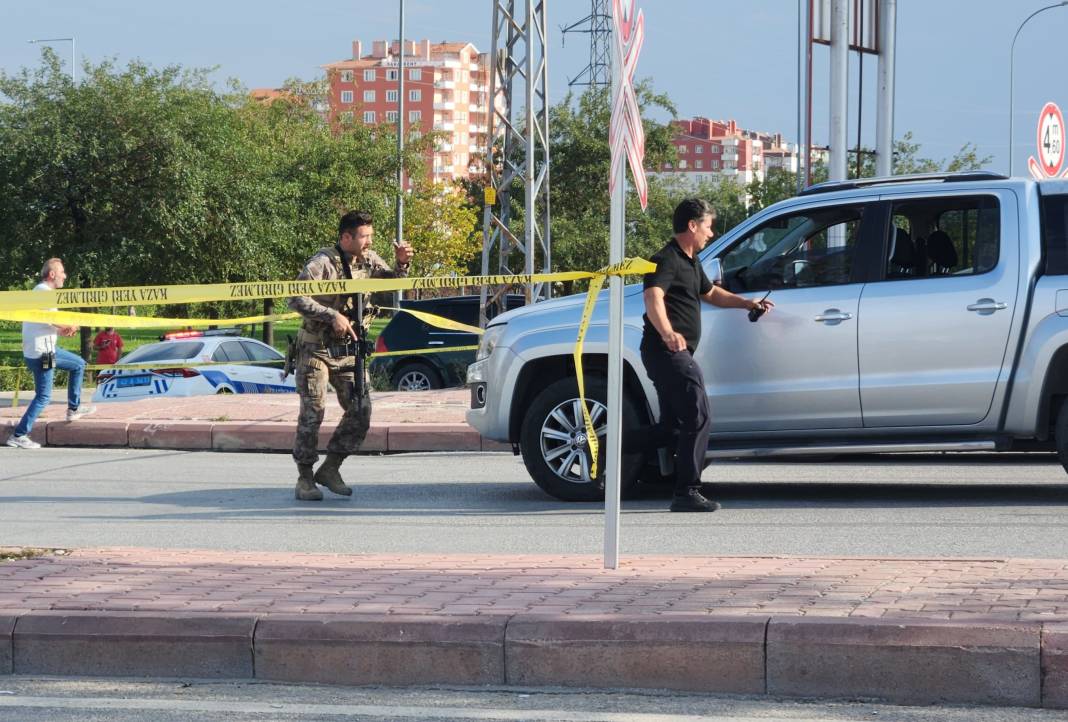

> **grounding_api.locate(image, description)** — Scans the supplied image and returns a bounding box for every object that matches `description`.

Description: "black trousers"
[640,338,712,495]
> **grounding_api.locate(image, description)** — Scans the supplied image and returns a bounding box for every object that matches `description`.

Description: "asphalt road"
[1,448,1068,557]
[0,678,1064,722]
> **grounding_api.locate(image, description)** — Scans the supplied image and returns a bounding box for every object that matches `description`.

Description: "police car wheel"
[392,362,441,391]
[216,387,234,394]
[519,376,644,502]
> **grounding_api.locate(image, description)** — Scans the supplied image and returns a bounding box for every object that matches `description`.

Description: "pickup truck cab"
[467,172,1068,501]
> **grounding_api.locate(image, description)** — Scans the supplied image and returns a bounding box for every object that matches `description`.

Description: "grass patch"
[0,547,54,562]
[0,315,388,392]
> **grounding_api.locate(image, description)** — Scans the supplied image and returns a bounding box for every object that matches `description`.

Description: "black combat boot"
[669,487,721,512]
[314,452,353,496]
[295,464,323,501]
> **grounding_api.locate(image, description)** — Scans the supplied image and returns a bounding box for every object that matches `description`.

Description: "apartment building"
[659,117,800,186]
[323,39,491,182]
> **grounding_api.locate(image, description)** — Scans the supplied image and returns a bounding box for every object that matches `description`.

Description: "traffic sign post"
[1028,102,1068,180]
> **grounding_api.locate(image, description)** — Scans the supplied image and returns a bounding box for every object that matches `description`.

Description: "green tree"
[542,83,679,279]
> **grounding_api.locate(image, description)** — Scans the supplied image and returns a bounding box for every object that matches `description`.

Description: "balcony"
[433,101,454,111]
[434,80,455,89]
[434,121,455,131]
[437,142,453,152]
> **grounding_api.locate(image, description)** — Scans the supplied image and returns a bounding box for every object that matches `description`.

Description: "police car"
[92,329,296,402]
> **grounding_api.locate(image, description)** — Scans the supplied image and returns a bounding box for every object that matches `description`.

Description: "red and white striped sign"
[609,0,647,209]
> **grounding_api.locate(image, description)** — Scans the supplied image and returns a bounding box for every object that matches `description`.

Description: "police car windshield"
[122,341,205,363]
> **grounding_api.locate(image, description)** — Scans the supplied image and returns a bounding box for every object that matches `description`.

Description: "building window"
[679,160,687,169]
[712,160,719,170]
[386,69,399,81]
[679,144,688,153]
[409,89,421,102]
[363,90,375,102]
[340,90,353,104]
[386,110,399,122]
[409,68,421,81]
[340,70,354,83]
[664,162,673,170]
[695,159,704,169]
[411,130,422,140]
[341,111,353,122]
[363,111,375,123]
[363,69,376,82]
[695,145,704,154]
[409,110,421,122]
[386,89,398,103]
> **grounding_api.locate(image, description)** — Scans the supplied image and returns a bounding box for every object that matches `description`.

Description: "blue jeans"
[13,349,86,437]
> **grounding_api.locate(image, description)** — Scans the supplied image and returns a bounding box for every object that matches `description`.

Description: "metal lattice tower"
[560,0,611,88]
[479,0,551,325]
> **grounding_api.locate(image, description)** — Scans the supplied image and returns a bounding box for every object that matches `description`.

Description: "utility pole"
[479,0,551,325]
[560,0,611,88]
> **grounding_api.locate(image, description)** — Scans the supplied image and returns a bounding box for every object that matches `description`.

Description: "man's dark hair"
[338,210,373,238]
[672,198,716,234]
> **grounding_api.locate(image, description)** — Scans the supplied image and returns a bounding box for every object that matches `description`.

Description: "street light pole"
[397,0,406,250]
[1008,1,1067,175]
[27,36,76,83]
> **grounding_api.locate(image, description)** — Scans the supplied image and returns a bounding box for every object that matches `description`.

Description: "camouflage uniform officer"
[287,210,413,501]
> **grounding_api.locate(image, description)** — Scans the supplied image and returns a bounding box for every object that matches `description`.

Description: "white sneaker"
[6,434,41,449]
[67,405,97,422]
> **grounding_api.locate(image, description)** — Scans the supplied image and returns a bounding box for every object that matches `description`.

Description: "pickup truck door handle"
[966,299,1008,314]
[814,309,854,323]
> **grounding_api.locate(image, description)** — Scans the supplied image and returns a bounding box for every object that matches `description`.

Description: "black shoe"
[670,488,721,512]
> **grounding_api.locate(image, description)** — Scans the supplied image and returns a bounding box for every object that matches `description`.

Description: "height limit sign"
[1029,102,1067,179]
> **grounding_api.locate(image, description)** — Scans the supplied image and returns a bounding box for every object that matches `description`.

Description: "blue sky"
[2,0,1065,176]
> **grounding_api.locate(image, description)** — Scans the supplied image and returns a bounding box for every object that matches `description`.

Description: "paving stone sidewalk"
[2,548,1067,621]
[0,389,490,452]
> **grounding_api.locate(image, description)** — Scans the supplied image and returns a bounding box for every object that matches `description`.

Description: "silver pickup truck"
[466,172,1068,501]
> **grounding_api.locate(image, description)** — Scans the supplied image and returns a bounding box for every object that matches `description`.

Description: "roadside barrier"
[0,259,657,474]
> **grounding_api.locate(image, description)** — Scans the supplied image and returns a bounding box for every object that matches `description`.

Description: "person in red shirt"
[92,327,124,367]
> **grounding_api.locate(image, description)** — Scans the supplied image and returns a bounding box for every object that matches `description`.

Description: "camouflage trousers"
[292,347,372,466]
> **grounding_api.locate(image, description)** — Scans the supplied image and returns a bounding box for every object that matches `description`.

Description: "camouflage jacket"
[287,246,409,345]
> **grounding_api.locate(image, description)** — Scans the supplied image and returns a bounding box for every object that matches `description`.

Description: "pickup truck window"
[719,205,863,292]
[884,196,1000,279]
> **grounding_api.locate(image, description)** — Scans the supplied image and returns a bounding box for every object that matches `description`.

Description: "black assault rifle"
[327,247,373,409]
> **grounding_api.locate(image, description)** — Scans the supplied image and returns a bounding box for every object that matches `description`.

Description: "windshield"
[121,341,205,363]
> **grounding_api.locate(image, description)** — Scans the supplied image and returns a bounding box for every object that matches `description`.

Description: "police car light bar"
[161,328,242,341]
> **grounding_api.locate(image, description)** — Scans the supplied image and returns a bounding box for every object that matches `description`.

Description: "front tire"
[519,376,646,501]
[1055,397,1068,474]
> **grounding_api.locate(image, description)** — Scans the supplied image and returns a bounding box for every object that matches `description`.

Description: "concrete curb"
[2,419,507,454]
[1,610,1066,708]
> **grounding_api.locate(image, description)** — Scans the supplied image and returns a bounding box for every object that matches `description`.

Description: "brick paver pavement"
[0,389,470,425]
[2,548,1067,621]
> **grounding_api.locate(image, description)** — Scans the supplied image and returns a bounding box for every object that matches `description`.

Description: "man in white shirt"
[6,258,96,449]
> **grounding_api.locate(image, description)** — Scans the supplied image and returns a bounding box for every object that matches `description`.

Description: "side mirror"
[707,258,724,286]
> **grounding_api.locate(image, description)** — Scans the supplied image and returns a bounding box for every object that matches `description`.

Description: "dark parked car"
[371,295,524,391]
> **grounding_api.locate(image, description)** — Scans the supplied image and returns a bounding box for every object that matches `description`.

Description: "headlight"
[476,324,506,361]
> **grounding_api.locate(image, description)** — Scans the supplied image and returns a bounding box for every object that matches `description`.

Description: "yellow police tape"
[1,259,657,479]
[0,309,301,328]
[0,271,594,311]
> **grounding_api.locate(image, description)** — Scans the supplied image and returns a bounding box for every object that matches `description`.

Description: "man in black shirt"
[642,198,773,512]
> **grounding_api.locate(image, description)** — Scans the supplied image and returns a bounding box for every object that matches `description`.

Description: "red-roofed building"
[658,117,800,186]
[323,39,492,183]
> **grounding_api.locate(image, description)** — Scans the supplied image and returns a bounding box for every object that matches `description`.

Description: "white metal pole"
[875,0,896,177]
[604,3,625,571]
[397,0,405,247]
[829,0,849,181]
[796,0,808,194]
